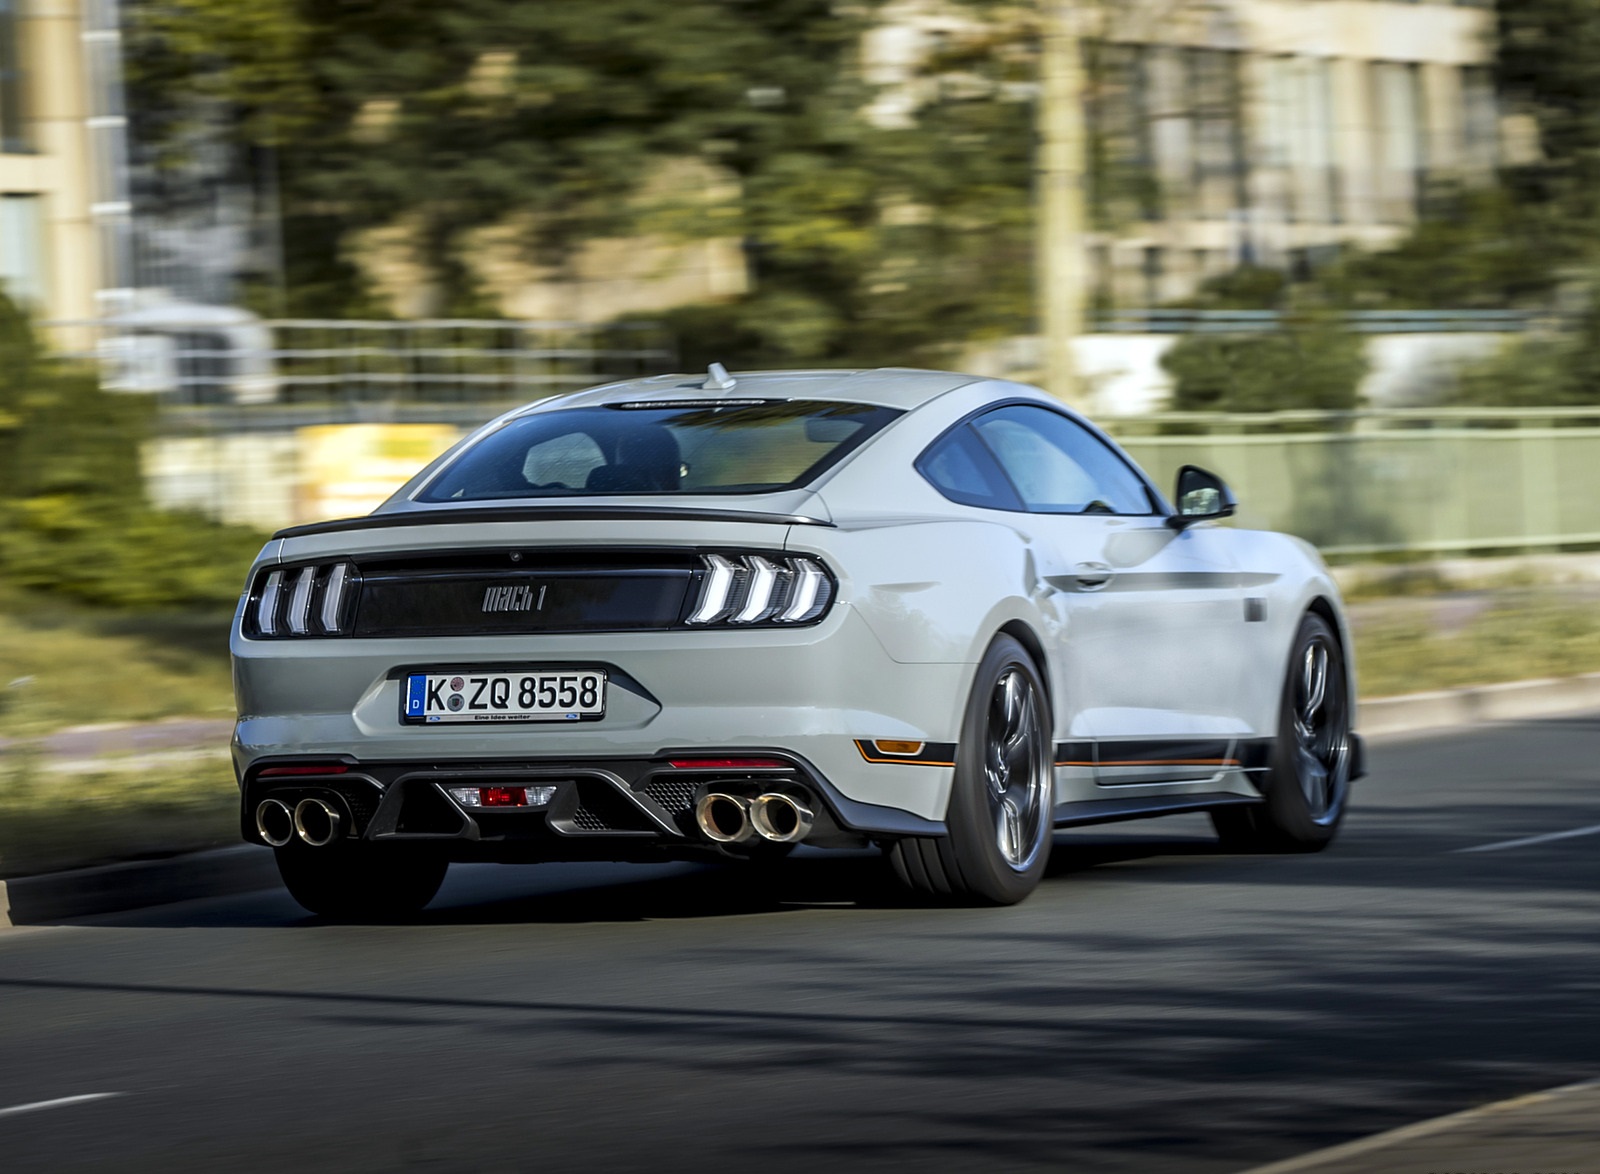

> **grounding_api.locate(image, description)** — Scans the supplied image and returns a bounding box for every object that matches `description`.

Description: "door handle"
[1073,561,1114,590]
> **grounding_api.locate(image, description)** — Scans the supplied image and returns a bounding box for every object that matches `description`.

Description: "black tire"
[275,843,448,920]
[1211,612,1353,853]
[889,635,1053,905]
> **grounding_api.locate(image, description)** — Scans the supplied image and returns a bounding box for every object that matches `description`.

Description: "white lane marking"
[1455,821,1600,854]
[0,1093,123,1118]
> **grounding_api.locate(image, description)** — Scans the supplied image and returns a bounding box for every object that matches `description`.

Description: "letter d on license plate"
[403,669,606,724]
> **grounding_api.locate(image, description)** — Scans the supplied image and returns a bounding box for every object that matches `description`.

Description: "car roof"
[520,368,985,415]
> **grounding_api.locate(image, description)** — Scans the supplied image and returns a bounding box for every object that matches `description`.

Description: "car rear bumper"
[239,748,947,862]
[231,606,970,826]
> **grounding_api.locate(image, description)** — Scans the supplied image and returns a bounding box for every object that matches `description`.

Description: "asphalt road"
[2,717,1599,1173]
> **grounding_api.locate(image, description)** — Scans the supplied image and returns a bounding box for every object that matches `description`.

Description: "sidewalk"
[1242,1079,1600,1173]
[0,716,234,758]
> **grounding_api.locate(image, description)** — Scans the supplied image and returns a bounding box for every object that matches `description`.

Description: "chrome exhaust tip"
[293,797,343,847]
[748,793,815,844]
[695,793,753,843]
[255,798,295,848]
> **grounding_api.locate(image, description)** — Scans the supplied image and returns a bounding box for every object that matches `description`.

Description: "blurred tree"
[1159,270,1367,412]
[127,1,878,320]
[1498,0,1600,230]
[1446,302,1600,408]
[120,2,1071,366]
[1160,317,1368,414]
[0,296,266,610]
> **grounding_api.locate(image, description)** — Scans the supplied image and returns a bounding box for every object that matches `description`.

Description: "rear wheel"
[275,842,448,920]
[1211,612,1352,852]
[890,635,1052,905]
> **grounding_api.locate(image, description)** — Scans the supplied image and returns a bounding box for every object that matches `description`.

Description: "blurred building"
[0,0,91,318]
[865,0,1501,305]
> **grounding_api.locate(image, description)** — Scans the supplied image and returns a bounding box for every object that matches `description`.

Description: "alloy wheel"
[983,668,1049,870]
[1290,635,1351,823]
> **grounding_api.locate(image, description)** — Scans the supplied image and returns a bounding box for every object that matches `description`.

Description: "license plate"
[403,669,606,724]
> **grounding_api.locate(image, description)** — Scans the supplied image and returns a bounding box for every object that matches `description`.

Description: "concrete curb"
[1237,1077,1600,1173]
[0,845,278,928]
[1359,671,1600,738]
[5,675,1600,928]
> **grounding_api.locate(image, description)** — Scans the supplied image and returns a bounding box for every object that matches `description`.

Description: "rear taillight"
[685,553,834,628]
[246,562,360,638]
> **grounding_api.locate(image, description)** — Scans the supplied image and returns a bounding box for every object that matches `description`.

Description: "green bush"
[0,296,267,612]
[1445,299,1600,408]
[1160,313,1369,413]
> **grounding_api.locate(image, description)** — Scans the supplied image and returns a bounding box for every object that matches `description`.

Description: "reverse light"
[684,553,833,628]
[446,785,558,808]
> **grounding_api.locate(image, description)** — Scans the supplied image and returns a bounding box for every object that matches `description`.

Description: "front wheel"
[1212,612,1353,852]
[275,842,449,920]
[890,635,1053,905]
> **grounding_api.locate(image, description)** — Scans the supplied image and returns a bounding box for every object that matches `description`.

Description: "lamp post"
[1037,1,1086,407]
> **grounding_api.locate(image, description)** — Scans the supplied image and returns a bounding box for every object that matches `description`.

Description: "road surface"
[1,715,1597,1172]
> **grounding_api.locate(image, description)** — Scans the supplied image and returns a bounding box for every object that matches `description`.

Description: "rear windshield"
[419,400,901,501]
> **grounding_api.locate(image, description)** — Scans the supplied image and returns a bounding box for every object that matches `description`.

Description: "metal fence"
[1106,407,1600,558]
[41,317,676,425]
[40,312,1600,555]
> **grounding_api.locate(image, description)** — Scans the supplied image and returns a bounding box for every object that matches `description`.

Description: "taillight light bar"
[685,553,834,628]
[247,562,360,638]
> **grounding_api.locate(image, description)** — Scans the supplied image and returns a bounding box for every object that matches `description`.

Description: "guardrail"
[1104,408,1600,558]
[1093,309,1546,334]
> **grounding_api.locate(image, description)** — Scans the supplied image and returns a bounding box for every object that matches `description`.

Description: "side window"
[916,425,1024,511]
[971,405,1152,515]
[521,432,605,490]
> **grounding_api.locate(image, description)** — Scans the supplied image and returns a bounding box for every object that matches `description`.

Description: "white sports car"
[231,366,1362,916]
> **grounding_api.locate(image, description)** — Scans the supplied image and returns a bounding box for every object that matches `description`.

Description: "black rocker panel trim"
[1052,792,1261,828]
[1093,738,1239,768]
[1053,741,1095,767]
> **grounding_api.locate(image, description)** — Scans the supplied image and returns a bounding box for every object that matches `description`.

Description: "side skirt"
[1052,792,1261,829]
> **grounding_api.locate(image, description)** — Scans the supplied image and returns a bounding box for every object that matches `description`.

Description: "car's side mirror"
[1167,465,1237,530]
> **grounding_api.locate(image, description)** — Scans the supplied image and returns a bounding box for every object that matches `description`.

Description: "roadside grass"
[0,755,238,879]
[0,588,235,739]
[1354,596,1600,698]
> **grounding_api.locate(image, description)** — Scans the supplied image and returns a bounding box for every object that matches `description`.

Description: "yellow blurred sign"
[297,424,463,523]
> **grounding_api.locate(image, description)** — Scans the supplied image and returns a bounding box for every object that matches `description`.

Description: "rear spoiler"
[272,505,836,540]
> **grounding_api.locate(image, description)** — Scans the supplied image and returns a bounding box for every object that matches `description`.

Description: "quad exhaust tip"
[695,793,753,843]
[292,797,344,847]
[695,792,815,845]
[749,793,814,844]
[255,798,295,848]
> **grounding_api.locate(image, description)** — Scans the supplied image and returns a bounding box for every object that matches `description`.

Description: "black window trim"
[915,398,1171,518]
